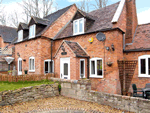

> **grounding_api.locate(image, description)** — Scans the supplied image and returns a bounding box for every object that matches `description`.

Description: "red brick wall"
[124,52,150,93]
[53,29,124,94]
[113,3,127,32]
[0,36,9,48]
[14,38,51,75]
[42,5,77,39]
[125,0,138,43]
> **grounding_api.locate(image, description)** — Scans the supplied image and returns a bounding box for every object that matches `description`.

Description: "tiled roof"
[15,4,73,44]
[65,40,88,57]
[125,23,150,50]
[0,25,17,43]
[55,2,120,39]
[20,23,28,30]
[32,16,49,25]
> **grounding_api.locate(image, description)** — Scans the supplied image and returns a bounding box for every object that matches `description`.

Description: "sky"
[2,0,150,25]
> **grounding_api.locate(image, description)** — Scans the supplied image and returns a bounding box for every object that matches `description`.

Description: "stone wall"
[50,78,150,113]
[0,83,59,106]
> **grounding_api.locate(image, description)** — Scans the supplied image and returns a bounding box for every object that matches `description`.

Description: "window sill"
[89,76,103,78]
[29,70,35,73]
[138,75,150,78]
[73,32,84,36]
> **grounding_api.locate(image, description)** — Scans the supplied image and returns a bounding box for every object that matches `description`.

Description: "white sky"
[2,0,150,25]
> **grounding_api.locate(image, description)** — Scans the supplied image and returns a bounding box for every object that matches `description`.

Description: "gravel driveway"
[0,96,131,113]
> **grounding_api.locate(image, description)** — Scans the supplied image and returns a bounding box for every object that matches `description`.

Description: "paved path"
[0,96,130,113]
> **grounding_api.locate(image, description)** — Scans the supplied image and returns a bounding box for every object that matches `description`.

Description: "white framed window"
[18,58,22,75]
[29,57,35,72]
[73,18,84,35]
[29,24,36,38]
[44,59,54,74]
[80,59,85,78]
[90,58,103,78]
[18,30,23,42]
[138,55,150,77]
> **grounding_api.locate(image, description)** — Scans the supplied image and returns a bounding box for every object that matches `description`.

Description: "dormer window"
[29,24,36,38]
[73,18,84,35]
[18,30,23,42]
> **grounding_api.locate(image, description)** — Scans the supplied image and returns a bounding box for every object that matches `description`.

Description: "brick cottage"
[0,0,150,95]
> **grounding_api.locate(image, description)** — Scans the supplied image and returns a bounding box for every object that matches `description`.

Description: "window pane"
[97,60,102,76]
[74,21,78,34]
[29,25,35,38]
[141,59,146,74]
[91,61,95,74]
[29,59,31,70]
[79,19,83,32]
[64,63,68,75]
[148,58,150,75]
[32,59,34,70]
[45,61,48,73]
[80,60,84,76]
[49,61,53,73]
[19,60,22,71]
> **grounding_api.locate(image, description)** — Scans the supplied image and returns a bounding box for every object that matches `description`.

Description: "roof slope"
[125,23,150,50]
[55,2,120,39]
[0,25,17,43]
[65,41,88,57]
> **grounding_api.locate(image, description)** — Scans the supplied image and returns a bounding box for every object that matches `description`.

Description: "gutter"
[124,48,150,52]
[54,27,124,41]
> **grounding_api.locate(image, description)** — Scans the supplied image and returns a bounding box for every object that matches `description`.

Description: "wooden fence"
[0,73,55,82]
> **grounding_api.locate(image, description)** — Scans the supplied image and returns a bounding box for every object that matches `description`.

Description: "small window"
[80,59,85,78]
[18,30,23,42]
[0,48,2,54]
[44,59,54,73]
[29,57,35,72]
[64,63,68,75]
[138,55,150,77]
[73,18,84,35]
[29,24,36,38]
[90,58,103,78]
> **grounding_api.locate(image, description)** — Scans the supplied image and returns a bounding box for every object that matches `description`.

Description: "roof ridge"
[88,1,120,14]
[0,25,17,29]
[32,16,50,21]
[138,23,150,26]
[43,4,74,19]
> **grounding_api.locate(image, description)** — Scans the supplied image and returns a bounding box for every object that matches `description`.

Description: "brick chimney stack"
[125,0,138,44]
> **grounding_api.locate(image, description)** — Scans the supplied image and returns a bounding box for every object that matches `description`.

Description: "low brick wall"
[0,83,59,106]
[50,78,150,113]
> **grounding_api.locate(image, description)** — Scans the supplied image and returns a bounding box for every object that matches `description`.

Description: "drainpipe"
[87,57,89,79]
[51,40,53,73]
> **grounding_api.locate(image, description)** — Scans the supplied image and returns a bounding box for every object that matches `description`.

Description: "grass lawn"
[0,80,55,92]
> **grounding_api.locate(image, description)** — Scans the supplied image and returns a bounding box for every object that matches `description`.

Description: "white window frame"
[90,58,103,78]
[29,24,36,39]
[18,30,23,42]
[138,55,150,77]
[18,58,22,75]
[44,59,54,74]
[73,18,84,35]
[80,59,85,78]
[29,57,35,72]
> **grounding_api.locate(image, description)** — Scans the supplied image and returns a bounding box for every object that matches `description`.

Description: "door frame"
[60,57,70,79]
[18,57,22,75]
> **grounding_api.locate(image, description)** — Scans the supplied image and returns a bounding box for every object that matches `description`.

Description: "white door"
[18,58,22,75]
[60,58,70,79]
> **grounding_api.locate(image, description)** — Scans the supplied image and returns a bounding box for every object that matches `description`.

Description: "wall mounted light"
[61,45,65,52]
[111,44,115,51]
[17,52,20,57]
[106,47,110,51]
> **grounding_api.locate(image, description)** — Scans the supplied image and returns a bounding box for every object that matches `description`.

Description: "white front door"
[18,58,22,75]
[60,58,70,79]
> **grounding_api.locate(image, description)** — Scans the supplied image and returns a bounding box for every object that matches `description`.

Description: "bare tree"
[9,11,19,27]
[92,0,108,9]
[77,0,108,13]
[0,13,7,25]
[77,0,90,13]
[19,0,57,23]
